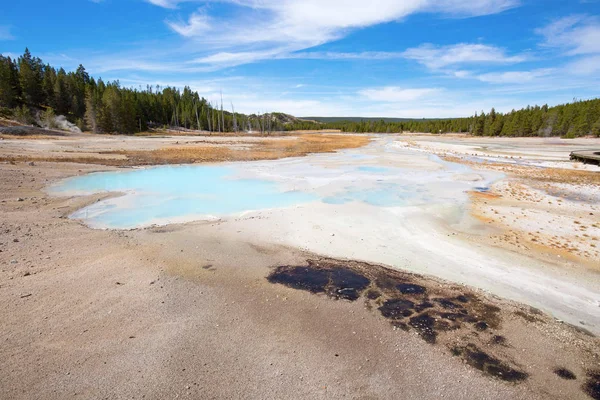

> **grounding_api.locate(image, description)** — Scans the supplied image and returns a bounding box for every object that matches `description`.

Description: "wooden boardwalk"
[570,150,600,166]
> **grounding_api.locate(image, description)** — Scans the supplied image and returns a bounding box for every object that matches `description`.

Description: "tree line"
[292,100,600,137]
[0,49,282,134]
[469,101,600,137]
[1,49,599,137]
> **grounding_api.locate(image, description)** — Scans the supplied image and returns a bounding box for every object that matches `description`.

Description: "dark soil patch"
[436,298,461,309]
[452,344,528,382]
[268,259,504,348]
[456,295,469,303]
[584,371,600,400]
[415,301,435,312]
[409,313,437,344]
[329,267,371,301]
[378,299,415,319]
[0,126,67,136]
[268,263,370,301]
[475,321,489,331]
[396,283,426,294]
[554,368,576,380]
[268,266,330,294]
[266,258,557,386]
[491,335,507,345]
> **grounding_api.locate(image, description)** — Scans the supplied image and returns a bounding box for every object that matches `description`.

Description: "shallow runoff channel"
[49,135,600,334]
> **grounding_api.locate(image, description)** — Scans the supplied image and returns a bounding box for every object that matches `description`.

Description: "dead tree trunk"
[231,102,237,133]
[194,101,201,131]
[220,91,225,133]
[217,102,221,133]
[207,102,212,133]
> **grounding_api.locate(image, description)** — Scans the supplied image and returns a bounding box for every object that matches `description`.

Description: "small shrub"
[76,117,86,132]
[40,108,57,129]
[14,105,35,125]
[0,106,13,119]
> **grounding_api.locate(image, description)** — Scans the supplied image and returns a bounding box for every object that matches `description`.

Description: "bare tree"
[220,91,225,133]
[231,102,237,132]
[194,100,201,131]
[207,101,212,133]
[217,101,221,133]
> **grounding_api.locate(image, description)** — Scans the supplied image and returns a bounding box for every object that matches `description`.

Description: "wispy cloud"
[475,68,555,84]
[566,55,600,75]
[146,0,181,8]
[190,49,406,68]
[166,9,211,37]
[156,0,519,68]
[359,87,442,102]
[536,14,600,55]
[286,51,405,60]
[402,43,527,70]
[531,15,600,78]
[190,48,289,68]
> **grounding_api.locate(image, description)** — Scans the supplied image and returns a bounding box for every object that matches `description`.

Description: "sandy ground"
[1,133,600,399]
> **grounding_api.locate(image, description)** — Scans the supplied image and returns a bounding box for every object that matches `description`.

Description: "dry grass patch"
[122,134,369,165]
[0,134,370,166]
[468,191,502,200]
[134,129,342,137]
[443,156,600,186]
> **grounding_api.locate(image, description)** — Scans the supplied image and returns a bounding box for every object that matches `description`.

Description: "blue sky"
[1,0,600,117]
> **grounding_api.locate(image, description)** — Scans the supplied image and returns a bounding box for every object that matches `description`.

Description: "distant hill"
[301,117,448,123]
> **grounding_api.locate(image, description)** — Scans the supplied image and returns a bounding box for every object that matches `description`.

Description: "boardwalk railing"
[570,150,600,166]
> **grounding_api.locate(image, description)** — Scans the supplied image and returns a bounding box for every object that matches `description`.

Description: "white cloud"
[190,50,406,68]
[536,15,600,55]
[359,87,441,102]
[146,0,180,8]
[453,70,472,78]
[431,0,519,16]
[191,48,289,68]
[476,68,555,84]
[73,55,217,74]
[566,55,600,75]
[167,10,211,37]
[402,43,526,69]
[102,72,599,119]
[155,0,519,68]
[0,25,15,41]
[286,51,404,60]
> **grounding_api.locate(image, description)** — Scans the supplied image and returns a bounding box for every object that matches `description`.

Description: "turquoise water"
[323,182,427,206]
[50,165,316,229]
[49,149,497,229]
[357,166,390,173]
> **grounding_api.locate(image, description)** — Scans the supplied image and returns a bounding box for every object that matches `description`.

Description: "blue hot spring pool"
[49,150,498,230]
[49,165,316,229]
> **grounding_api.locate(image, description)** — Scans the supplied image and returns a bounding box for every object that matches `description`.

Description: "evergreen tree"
[42,64,56,108]
[0,56,17,108]
[53,68,70,115]
[3,48,600,137]
[18,48,44,105]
